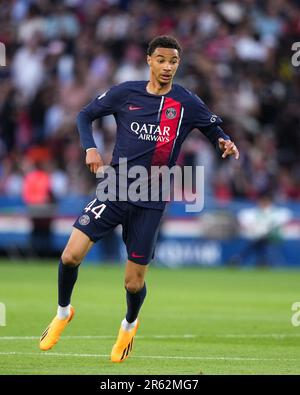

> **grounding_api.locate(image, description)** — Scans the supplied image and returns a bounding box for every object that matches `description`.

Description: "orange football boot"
[39,306,75,351]
[111,320,139,363]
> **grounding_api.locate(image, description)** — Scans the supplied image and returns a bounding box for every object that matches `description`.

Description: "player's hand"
[218,138,239,160]
[85,148,104,174]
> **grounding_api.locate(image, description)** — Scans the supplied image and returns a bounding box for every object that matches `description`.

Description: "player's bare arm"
[85,148,104,174]
[218,137,239,160]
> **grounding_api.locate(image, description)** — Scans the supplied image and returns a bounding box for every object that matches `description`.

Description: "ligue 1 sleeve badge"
[165,107,177,119]
[79,214,90,226]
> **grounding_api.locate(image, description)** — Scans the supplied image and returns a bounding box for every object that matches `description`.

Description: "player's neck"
[146,79,173,96]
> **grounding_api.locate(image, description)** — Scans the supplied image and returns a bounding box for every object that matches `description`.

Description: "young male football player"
[39,36,239,362]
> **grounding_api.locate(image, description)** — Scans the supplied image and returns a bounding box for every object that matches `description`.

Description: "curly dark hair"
[147,35,182,56]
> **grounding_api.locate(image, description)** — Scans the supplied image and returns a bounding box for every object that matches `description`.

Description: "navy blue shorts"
[73,198,164,265]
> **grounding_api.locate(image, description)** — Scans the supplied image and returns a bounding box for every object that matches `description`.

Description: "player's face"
[147,48,180,85]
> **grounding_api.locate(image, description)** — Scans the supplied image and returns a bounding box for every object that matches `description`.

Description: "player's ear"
[147,55,151,66]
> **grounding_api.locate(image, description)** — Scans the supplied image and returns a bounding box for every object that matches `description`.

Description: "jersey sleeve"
[190,93,222,128]
[189,93,230,151]
[93,85,121,115]
[76,85,123,150]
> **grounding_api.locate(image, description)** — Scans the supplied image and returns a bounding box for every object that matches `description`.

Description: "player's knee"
[125,279,144,294]
[61,250,81,267]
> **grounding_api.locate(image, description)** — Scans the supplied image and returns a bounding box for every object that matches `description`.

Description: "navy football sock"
[125,283,147,323]
[58,259,79,307]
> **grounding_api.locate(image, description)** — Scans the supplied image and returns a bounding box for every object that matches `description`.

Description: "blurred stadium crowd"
[0,0,299,204]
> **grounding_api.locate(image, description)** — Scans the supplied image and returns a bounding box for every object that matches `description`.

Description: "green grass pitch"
[0,260,299,375]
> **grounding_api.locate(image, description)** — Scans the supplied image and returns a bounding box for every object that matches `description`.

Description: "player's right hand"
[85,148,104,174]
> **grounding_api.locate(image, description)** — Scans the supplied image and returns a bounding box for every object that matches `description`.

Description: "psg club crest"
[79,214,90,226]
[165,107,177,119]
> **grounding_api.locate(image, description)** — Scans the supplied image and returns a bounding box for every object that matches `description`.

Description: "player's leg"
[124,259,147,326]
[111,260,148,363]
[40,228,94,351]
[111,205,164,362]
[40,198,124,351]
[58,228,94,315]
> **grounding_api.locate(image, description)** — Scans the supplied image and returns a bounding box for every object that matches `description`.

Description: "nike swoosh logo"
[132,252,145,258]
[129,105,142,110]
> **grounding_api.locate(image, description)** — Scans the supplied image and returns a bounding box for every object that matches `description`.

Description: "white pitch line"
[0,351,298,362]
[0,333,300,340]
[218,334,300,338]
[0,335,196,340]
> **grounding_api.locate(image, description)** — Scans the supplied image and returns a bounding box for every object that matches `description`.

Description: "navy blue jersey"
[77,80,230,209]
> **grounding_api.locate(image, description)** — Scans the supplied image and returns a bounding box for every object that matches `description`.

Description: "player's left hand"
[218,138,239,159]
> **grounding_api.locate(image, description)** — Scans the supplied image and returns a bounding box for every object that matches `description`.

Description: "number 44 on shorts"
[84,199,106,219]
